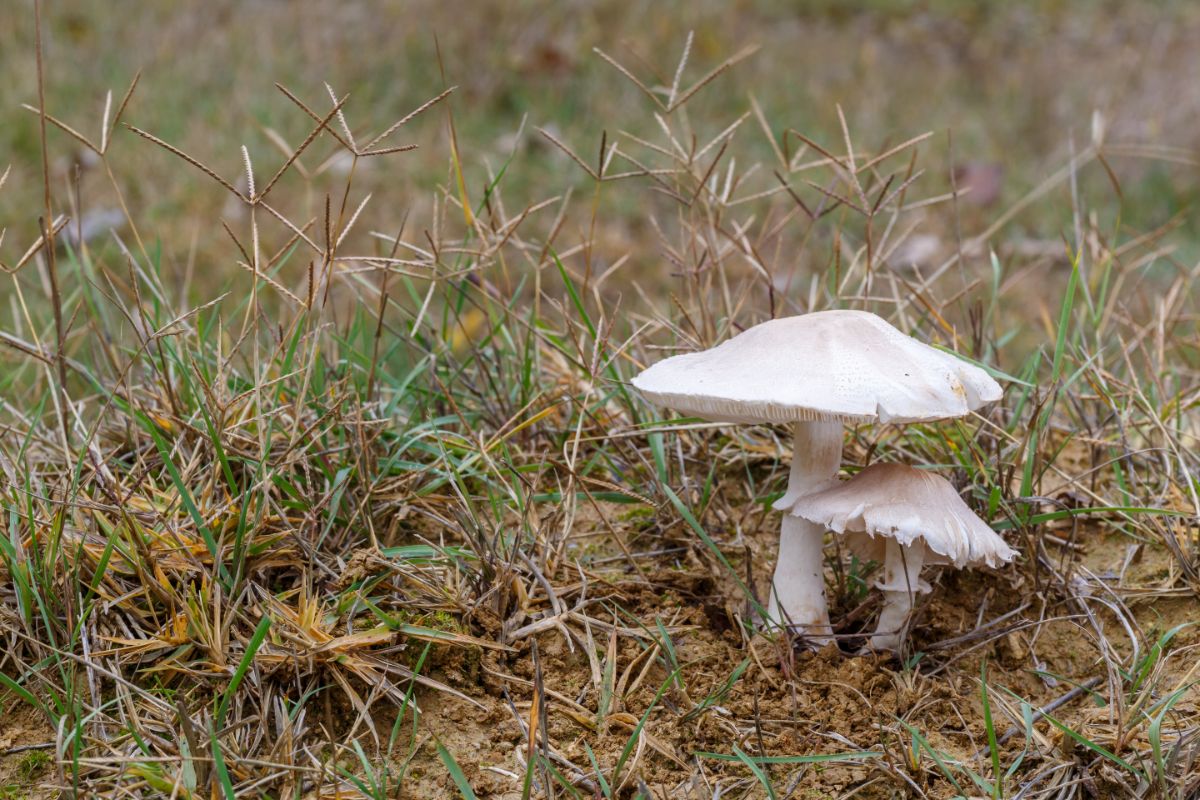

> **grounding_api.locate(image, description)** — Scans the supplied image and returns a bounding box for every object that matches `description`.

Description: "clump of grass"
[1,14,1198,800]
[15,751,50,783]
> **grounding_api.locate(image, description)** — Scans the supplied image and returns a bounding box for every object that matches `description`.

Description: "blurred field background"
[3,0,1200,272]
[1,1,1199,798]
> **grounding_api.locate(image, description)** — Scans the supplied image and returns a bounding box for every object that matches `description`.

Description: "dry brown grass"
[0,6,1198,799]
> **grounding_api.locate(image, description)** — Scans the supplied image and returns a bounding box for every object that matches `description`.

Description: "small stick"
[977,676,1105,759]
[1,743,55,756]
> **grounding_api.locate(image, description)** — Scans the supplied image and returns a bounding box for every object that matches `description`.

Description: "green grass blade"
[695,751,881,764]
[980,659,1002,800]
[144,420,232,588]
[436,740,479,800]
[216,613,271,728]
[210,729,237,800]
[733,745,777,800]
[1042,710,1145,779]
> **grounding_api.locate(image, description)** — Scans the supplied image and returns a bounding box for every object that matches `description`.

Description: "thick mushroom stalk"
[869,538,931,651]
[767,420,842,639]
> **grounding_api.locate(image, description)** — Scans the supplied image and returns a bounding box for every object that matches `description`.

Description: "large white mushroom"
[790,462,1017,650]
[631,310,1001,641]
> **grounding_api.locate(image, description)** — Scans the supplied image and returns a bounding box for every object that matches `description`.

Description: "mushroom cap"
[790,463,1017,569]
[631,311,1001,425]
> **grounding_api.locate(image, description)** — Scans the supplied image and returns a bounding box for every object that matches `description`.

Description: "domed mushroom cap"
[631,311,1001,425]
[790,462,1017,569]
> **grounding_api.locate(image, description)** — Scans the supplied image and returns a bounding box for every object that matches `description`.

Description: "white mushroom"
[790,462,1017,650]
[631,310,1002,641]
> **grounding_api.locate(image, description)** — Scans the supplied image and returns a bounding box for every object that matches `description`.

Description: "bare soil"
[381,513,1199,799]
[0,705,55,798]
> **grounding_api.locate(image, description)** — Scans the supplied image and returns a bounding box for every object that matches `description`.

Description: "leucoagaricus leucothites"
[790,462,1017,650]
[631,310,1002,642]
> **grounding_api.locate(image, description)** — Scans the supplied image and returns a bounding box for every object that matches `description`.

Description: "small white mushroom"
[631,310,1002,642]
[789,462,1017,650]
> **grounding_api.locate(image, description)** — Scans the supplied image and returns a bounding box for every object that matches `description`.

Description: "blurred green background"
[2,0,1198,279]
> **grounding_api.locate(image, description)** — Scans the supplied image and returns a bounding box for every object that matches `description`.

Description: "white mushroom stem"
[767,420,842,640]
[870,538,928,651]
